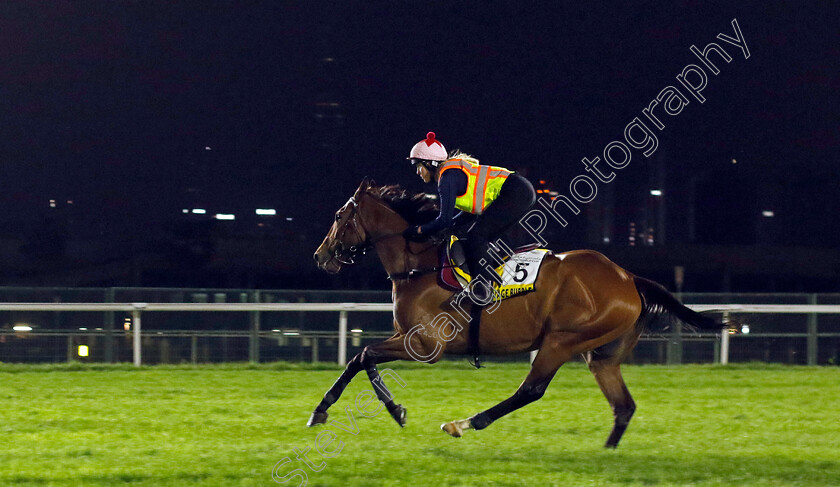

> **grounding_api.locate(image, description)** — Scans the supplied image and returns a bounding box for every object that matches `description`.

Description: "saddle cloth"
[439,236,551,301]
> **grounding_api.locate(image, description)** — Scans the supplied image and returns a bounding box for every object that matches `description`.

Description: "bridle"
[331,192,408,265]
[332,195,373,265]
[328,191,449,279]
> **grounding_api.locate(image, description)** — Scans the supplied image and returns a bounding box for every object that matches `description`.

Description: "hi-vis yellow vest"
[438,158,512,214]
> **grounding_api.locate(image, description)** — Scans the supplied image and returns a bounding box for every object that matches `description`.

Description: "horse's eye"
[335,214,341,222]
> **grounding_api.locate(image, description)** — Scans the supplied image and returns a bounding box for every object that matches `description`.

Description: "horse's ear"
[355,177,371,196]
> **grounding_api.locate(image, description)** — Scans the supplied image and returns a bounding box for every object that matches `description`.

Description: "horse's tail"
[633,276,729,332]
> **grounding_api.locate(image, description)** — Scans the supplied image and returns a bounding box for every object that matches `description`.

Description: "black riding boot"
[465,241,500,303]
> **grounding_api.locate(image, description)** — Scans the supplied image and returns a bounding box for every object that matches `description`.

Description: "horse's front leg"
[306,344,368,426]
[308,331,441,427]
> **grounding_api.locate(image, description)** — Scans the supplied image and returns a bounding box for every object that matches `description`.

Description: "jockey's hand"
[403,226,430,242]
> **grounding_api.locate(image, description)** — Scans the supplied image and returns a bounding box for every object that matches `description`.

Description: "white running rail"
[2,303,839,366]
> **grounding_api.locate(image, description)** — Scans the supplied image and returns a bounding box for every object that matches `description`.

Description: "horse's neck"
[373,235,439,278]
[364,199,438,277]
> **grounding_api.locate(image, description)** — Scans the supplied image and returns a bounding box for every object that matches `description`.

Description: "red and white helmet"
[408,132,447,166]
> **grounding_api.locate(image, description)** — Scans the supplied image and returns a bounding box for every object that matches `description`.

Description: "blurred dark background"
[1,1,838,292]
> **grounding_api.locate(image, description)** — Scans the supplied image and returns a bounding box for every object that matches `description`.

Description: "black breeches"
[468,173,535,245]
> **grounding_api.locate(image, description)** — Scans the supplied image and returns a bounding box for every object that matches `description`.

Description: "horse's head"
[314,179,440,274]
[313,178,377,273]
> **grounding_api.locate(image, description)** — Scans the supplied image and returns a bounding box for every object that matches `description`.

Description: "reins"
[331,191,456,281]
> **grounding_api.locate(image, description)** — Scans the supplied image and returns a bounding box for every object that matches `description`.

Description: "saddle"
[438,236,551,301]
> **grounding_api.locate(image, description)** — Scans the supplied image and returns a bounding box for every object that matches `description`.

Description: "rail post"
[249,291,261,363]
[191,334,198,364]
[66,333,74,363]
[132,304,145,366]
[720,311,730,365]
[104,288,115,363]
[338,310,348,366]
[667,322,683,364]
[807,294,818,365]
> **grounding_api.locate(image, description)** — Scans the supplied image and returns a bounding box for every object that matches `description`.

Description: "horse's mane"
[370,185,439,224]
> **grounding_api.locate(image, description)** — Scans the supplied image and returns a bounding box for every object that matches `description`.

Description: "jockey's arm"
[416,170,467,235]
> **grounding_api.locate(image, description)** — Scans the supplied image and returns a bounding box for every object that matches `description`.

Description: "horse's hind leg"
[585,331,641,448]
[441,344,569,437]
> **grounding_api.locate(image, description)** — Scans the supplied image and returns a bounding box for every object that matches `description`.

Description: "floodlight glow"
[255,209,277,216]
[79,327,88,331]
[192,208,207,215]
[283,331,300,336]
[650,189,663,196]
[214,213,235,220]
[13,325,32,332]
[350,329,363,333]
[741,324,750,334]
[78,345,89,357]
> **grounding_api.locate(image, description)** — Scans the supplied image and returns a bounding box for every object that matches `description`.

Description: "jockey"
[403,132,536,301]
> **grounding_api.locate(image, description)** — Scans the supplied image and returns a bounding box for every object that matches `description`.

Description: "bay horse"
[310,178,726,448]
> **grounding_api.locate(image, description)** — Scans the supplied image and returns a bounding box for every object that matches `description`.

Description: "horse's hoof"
[307,411,328,427]
[441,421,462,438]
[389,404,407,427]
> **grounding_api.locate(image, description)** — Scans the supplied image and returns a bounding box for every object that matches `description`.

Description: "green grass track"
[1,362,838,486]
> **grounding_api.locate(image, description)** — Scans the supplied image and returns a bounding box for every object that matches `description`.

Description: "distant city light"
[650,189,663,196]
[255,209,277,216]
[191,209,207,215]
[286,217,293,221]
[283,331,300,336]
[182,209,189,214]
[214,213,235,221]
[13,325,32,332]
[731,158,737,164]
[350,329,363,333]
[78,345,89,357]
[67,200,73,204]
[49,199,56,208]
[323,57,335,62]
[741,324,750,334]
[205,146,212,151]
[79,327,88,331]
[762,210,775,217]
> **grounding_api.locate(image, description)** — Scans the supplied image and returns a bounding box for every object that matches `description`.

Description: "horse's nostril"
[313,253,320,263]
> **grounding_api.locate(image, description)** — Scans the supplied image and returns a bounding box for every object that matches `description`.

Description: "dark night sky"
[1,1,839,252]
